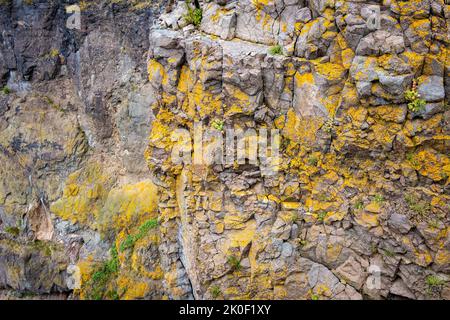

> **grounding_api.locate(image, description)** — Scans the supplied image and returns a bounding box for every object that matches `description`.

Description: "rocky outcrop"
[145,0,450,300]
[0,0,449,300]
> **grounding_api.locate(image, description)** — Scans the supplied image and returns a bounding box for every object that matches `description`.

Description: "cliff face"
[0,0,449,300]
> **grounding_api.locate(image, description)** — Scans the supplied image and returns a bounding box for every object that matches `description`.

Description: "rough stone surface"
[0,0,449,301]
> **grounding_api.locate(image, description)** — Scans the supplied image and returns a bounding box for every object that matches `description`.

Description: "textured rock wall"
[0,0,449,300]
[0,0,169,299]
[146,0,450,300]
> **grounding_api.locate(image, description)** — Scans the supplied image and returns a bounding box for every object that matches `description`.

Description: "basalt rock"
[0,0,449,301]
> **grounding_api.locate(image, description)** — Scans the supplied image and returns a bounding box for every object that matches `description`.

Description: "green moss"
[268,45,283,55]
[119,218,158,252]
[227,255,241,271]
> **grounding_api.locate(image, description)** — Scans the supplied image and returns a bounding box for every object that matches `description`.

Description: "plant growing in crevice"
[1,86,11,95]
[87,246,120,300]
[405,194,431,217]
[184,0,202,27]
[406,151,419,167]
[405,79,426,113]
[374,194,384,203]
[354,200,364,211]
[4,226,20,237]
[119,218,158,252]
[210,285,221,298]
[322,118,334,133]
[268,45,283,55]
[227,255,241,271]
[426,275,446,295]
[211,118,224,131]
[381,248,395,258]
[316,211,327,222]
[307,155,318,166]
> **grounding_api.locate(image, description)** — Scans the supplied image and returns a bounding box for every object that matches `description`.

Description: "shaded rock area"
[0,0,449,300]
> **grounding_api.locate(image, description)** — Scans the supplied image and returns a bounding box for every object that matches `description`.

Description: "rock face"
[0,0,450,300]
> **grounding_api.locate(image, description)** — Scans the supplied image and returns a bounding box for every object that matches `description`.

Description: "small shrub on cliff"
[405,194,430,216]
[4,226,20,237]
[184,0,202,27]
[322,118,334,133]
[405,80,426,113]
[227,255,241,271]
[211,119,224,131]
[210,285,221,298]
[374,194,384,203]
[268,45,283,55]
[307,155,318,166]
[88,246,119,300]
[120,218,158,252]
[354,200,364,210]
[1,86,11,95]
[316,211,327,222]
[426,275,446,295]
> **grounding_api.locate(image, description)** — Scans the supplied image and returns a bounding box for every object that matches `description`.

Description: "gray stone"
[334,256,366,290]
[418,76,445,102]
[388,213,412,234]
[390,279,416,299]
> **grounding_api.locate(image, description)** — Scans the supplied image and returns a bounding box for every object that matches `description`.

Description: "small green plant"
[426,275,446,294]
[88,246,120,300]
[268,45,283,55]
[1,86,11,95]
[311,294,320,300]
[4,226,20,237]
[374,194,384,203]
[405,80,426,113]
[307,155,318,166]
[354,200,364,210]
[406,152,419,167]
[120,218,158,252]
[49,48,60,58]
[322,118,334,133]
[210,285,221,298]
[381,248,395,258]
[428,219,441,229]
[405,194,431,216]
[299,239,308,247]
[184,0,202,27]
[227,255,241,271]
[316,211,327,222]
[211,119,224,131]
